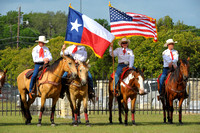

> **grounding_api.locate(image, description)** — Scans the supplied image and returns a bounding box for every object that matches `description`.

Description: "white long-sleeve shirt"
[162,49,179,67]
[60,45,87,62]
[109,47,134,68]
[32,45,52,63]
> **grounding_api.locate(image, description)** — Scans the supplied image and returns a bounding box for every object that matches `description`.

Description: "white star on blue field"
[71,19,82,32]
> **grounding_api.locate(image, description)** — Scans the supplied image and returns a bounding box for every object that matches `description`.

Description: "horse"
[0,69,7,94]
[109,67,146,126]
[158,57,190,124]
[65,60,90,126]
[17,54,77,126]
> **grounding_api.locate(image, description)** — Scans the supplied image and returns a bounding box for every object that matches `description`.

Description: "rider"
[109,38,135,93]
[29,36,53,99]
[159,39,178,99]
[60,44,95,99]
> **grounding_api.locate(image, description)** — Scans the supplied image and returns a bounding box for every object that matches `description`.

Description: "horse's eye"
[136,78,139,80]
[80,69,82,72]
[69,62,72,65]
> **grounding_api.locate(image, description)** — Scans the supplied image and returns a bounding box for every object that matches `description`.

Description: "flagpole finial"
[109,1,111,7]
[69,3,72,8]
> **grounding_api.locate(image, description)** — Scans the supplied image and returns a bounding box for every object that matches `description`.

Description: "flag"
[65,5,115,58]
[109,4,158,42]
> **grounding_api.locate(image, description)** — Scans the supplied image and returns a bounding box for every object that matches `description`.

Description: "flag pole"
[111,42,115,92]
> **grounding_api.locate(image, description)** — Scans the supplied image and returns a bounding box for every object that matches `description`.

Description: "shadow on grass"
[0,121,199,127]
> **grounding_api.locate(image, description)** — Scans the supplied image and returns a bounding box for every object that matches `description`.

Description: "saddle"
[25,64,49,80]
[110,67,132,96]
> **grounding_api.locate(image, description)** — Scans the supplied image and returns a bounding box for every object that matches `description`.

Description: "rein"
[121,80,139,93]
[119,68,139,94]
[38,58,72,87]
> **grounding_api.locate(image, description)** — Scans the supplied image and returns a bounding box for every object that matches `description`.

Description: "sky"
[0,0,199,28]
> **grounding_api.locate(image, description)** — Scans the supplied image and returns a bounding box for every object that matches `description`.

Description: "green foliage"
[0,14,199,85]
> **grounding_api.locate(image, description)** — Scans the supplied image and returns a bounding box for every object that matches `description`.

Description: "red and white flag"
[65,5,115,58]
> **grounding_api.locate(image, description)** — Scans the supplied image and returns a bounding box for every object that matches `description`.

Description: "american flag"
[109,6,158,42]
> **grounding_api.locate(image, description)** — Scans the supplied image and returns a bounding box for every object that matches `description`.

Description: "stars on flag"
[70,19,82,32]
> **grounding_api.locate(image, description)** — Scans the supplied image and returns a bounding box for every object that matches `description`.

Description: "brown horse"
[0,69,7,94]
[158,57,190,124]
[66,60,90,126]
[109,68,145,125]
[17,55,77,126]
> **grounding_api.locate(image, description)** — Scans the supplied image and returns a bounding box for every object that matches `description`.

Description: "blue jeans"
[62,71,93,89]
[114,64,136,88]
[29,63,43,93]
[159,68,169,94]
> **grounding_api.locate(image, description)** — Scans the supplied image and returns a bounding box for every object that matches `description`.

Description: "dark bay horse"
[17,55,77,126]
[0,69,7,94]
[109,68,145,125]
[66,60,90,126]
[158,57,190,124]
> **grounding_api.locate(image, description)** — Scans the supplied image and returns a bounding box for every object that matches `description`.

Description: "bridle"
[120,69,140,94]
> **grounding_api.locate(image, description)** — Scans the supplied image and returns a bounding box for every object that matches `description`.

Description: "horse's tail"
[19,94,26,118]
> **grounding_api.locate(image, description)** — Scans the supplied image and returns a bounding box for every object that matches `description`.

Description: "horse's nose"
[183,75,188,81]
[72,73,77,79]
[81,80,87,86]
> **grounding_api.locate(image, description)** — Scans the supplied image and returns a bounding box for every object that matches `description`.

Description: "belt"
[163,67,169,69]
[34,62,44,65]
[119,62,129,65]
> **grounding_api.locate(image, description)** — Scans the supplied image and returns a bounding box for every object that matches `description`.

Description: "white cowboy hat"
[35,36,49,43]
[118,38,130,46]
[164,39,177,47]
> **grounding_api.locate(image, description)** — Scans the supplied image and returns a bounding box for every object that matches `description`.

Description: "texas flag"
[65,6,115,58]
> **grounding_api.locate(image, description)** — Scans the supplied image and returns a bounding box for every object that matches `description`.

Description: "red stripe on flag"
[81,27,111,58]
[111,28,156,35]
[111,23,156,30]
[114,33,155,38]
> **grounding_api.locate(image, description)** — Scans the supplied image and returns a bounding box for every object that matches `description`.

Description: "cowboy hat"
[164,39,177,47]
[35,36,49,43]
[118,38,130,46]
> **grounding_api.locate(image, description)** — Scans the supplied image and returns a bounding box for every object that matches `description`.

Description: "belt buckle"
[124,61,129,65]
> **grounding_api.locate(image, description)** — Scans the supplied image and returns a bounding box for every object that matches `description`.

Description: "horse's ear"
[179,58,182,63]
[4,69,7,73]
[187,57,190,61]
[86,59,90,65]
[142,68,145,72]
[77,60,81,64]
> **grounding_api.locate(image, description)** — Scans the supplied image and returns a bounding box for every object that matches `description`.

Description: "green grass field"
[0,112,200,133]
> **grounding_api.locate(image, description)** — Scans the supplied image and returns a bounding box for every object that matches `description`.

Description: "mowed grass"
[0,112,200,133]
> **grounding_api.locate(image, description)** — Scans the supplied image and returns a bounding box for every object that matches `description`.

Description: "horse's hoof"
[51,123,56,127]
[27,122,31,125]
[86,123,91,127]
[119,121,123,124]
[73,124,78,127]
[179,121,183,125]
[37,123,42,127]
[124,123,128,126]
[132,120,136,125]
[132,123,136,126]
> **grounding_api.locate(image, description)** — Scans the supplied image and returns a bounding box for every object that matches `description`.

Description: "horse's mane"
[169,58,188,83]
[122,68,135,79]
[46,57,63,72]
[46,55,75,73]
